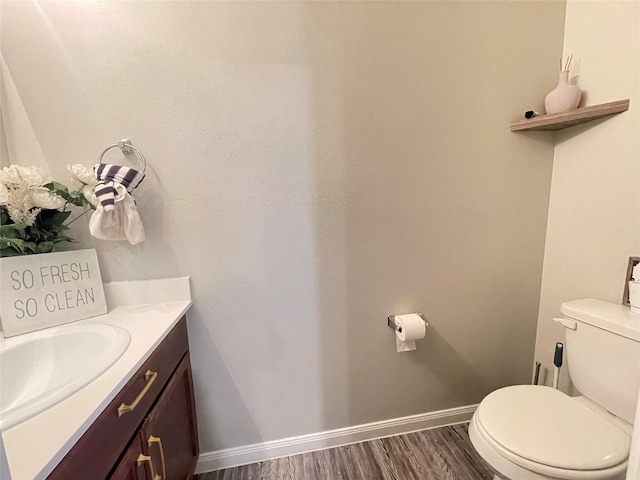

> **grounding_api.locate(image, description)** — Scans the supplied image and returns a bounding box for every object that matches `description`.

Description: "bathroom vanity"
[1,277,198,480]
[49,316,198,479]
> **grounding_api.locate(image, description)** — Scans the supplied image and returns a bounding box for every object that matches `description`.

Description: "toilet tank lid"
[560,299,640,341]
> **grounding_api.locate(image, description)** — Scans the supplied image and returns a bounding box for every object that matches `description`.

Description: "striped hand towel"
[93,163,145,211]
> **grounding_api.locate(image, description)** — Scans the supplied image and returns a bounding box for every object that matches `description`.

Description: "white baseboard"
[195,403,478,474]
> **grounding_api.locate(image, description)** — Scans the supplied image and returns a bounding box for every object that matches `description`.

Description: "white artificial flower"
[20,165,50,186]
[3,183,39,225]
[0,164,49,187]
[0,184,8,205]
[67,164,97,190]
[83,187,99,207]
[31,188,66,210]
[0,165,22,185]
[5,185,34,213]
[8,205,40,226]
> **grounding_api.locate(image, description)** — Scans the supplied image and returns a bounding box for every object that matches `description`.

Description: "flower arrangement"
[0,164,98,256]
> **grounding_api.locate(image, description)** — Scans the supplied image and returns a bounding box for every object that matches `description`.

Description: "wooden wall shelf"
[510,99,630,132]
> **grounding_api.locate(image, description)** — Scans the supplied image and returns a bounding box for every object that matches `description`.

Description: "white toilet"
[469,299,640,480]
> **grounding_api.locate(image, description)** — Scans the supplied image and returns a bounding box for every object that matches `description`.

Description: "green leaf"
[0,246,23,257]
[45,182,87,207]
[0,207,10,225]
[37,241,55,253]
[45,181,69,194]
[0,237,37,254]
[65,192,86,207]
[53,235,75,244]
[0,223,28,238]
[24,241,38,253]
[0,240,24,254]
[38,209,71,230]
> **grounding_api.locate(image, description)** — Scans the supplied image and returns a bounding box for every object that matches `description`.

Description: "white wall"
[534,0,640,386]
[1,1,565,453]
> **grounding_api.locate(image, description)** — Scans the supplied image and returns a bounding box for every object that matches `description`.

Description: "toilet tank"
[560,299,640,424]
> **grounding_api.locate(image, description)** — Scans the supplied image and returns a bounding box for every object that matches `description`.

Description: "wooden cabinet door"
[140,355,199,480]
[110,433,150,480]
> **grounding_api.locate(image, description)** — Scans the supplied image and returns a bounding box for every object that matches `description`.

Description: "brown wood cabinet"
[48,317,199,480]
[110,437,146,480]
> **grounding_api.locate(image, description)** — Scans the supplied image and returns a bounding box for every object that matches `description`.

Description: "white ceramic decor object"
[544,71,582,114]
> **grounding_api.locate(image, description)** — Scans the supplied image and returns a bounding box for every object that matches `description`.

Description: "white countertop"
[1,277,192,480]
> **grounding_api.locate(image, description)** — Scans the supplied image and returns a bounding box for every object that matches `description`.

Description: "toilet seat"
[471,385,630,480]
[472,411,628,479]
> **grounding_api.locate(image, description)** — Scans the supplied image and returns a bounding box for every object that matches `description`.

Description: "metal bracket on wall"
[117,139,132,154]
[97,139,147,177]
[387,312,425,333]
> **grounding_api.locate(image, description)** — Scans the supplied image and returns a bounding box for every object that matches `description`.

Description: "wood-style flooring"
[198,424,494,480]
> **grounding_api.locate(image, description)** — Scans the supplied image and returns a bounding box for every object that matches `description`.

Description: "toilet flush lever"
[553,317,577,330]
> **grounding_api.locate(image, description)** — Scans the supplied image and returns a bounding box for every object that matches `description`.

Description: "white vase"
[544,70,581,114]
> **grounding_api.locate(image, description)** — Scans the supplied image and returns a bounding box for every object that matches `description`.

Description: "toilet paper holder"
[387,313,425,332]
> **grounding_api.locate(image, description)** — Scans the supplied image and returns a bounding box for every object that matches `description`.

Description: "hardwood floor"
[198,423,494,480]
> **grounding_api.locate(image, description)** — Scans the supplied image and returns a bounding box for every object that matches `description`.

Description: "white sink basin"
[0,323,130,430]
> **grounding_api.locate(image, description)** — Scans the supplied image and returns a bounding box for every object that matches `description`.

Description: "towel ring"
[98,139,147,174]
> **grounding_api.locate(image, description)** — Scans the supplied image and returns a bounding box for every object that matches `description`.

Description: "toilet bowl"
[468,385,630,480]
[468,299,639,480]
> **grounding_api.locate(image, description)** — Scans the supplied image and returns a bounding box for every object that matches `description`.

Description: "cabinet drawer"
[48,317,189,480]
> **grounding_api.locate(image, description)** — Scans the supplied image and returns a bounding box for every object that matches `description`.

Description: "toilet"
[469,299,640,480]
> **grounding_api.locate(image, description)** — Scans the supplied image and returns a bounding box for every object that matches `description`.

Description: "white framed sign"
[0,249,107,337]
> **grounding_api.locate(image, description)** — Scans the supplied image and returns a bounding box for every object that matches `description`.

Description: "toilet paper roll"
[394,313,427,342]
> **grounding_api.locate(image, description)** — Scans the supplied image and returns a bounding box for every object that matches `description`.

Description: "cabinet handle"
[148,435,167,479]
[137,454,161,480]
[118,370,158,417]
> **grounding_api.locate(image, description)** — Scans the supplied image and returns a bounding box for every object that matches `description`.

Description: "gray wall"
[1,1,565,452]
